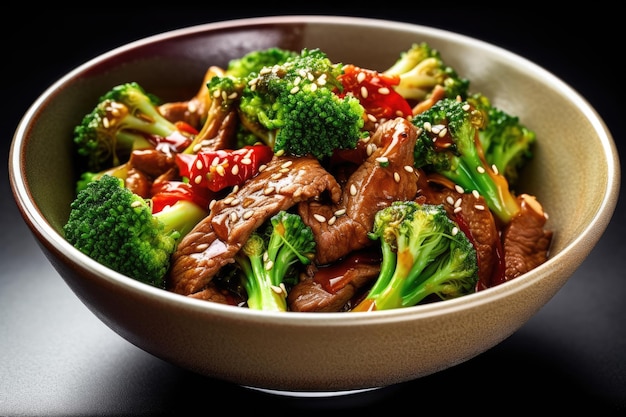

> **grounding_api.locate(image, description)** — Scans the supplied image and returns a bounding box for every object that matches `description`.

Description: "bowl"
[9,15,620,393]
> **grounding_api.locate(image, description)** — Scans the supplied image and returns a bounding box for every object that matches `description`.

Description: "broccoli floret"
[352,201,478,312]
[184,47,298,152]
[234,211,316,311]
[383,42,469,102]
[467,93,537,185]
[412,97,520,224]
[236,48,366,160]
[225,47,298,79]
[73,82,194,172]
[63,175,207,288]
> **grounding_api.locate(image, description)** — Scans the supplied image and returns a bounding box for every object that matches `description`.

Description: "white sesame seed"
[475,204,485,210]
[313,214,326,223]
[240,157,252,165]
[281,160,293,169]
[404,165,414,173]
[375,156,389,164]
[424,122,432,132]
[454,198,462,208]
[492,164,499,174]
[378,87,390,95]
[263,186,275,195]
[350,184,357,195]
[243,210,254,220]
[360,86,368,99]
[367,113,377,122]
[216,165,226,176]
[472,190,480,199]
[357,72,366,83]
[230,212,238,222]
[455,184,464,194]
[328,216,337,225]
[223,197,234,205]
[290,86,299,94]
[231,164,239,176]
[230,198,241,206]
[131,201,142,208]
[194,175,202,185]
[446,196,455,205]
[452,226,459,236]
[394,172,400,183]
[266,261,275,272]
[477,166,485,174]
[209,199,216,210]
[334,208,346,216]
[453,206,462,213]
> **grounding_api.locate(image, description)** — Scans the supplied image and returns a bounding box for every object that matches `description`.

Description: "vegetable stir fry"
[64,44,552,312]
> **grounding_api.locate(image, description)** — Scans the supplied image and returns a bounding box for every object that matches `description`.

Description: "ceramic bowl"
[9,15,620,393]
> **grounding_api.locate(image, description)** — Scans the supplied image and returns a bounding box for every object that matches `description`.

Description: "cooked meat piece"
[190,109,239,153]
[288,250,381,312]
[420,177,502,290]
[167,155,342,295]
[128,148,177,178]
[298,117,419,265]
[124,167,152,198]
[187,281,244,306]
[500,194,553,283]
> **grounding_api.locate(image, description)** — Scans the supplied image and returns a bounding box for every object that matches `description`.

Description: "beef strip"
[288,250,381,312]
[500,193,553,283]
[167,154,342,296]
[298,117,419,266]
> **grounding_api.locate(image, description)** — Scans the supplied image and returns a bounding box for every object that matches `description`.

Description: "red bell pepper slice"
[338,64,412,120]
[150,179,213,213]
[176,144,274,193]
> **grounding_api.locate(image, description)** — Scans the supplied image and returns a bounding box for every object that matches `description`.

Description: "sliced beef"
[500,194,553,283]
[167,155,342,295]
[288,250,381,312]
[298,117,420,266]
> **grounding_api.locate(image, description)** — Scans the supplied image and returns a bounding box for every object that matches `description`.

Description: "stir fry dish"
[63,43,553,312]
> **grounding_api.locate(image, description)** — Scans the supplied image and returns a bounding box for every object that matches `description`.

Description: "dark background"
[2,7,624,415]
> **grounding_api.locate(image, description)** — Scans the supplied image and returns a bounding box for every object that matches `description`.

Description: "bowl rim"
[9,15,621,325]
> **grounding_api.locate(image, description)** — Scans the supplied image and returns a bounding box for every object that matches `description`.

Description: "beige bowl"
[9,16,620,393]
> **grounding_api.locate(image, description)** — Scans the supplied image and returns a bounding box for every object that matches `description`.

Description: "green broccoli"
[73,82,194,172]
[383,42,469,102]
[225,46,298,79]
[352,201,478,312]
[236,47,366,159]
[467,93,537,186]
[234,211,316,311]
[63,175,207,288]
[412,97,520,224]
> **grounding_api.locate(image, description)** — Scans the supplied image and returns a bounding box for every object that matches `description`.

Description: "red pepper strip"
[176,144,274,193]
[150,179,213,214]
[337,64,412,120]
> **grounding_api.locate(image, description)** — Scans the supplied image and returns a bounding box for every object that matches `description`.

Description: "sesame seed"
[313,214,326,223]
[290,86,299,94]
[438,127,447,137]
[131,201,142,208]
[263,186,275,195]
[328,216,337,225]
[103,118,110,128]
[357,72,366,83]
[209,199,216,210]
[270,284,282,294]
[270,172,282,180]
[223,197,234,205]
[367,113,377,122]
[228,92,238,100]
[243,210,254,220]
[446,196,455,205]
[230,212,238,222]
[310,83,317,92]
[462,103,471,111]
[232,185,239,193]
[195,159,203,170]
[404,165,414,173]
[475,204,485,210]
[231,164,239,176]
[258,164,268,172]
[194,175,202,185]
[455,184,464,194]
[477,166,485,174]
[453,206,462,213]
[230,198,241,206]
[216,165,226,176]
[472,190,480,199]
[334,208,346,216]
[266,260,275,271]
[192,143,202,153]
[375,156,389,165]
[350,184,357,195]
[211,156,220,166]
[454,198,462,208]
[360,86,368,99]
[240,157,252,165]
[378,87,390,95]
[281,160,293,169]
[423,122,432,132]
[394,172,400,183]
[452,226,459,236]
[492,164,499,175]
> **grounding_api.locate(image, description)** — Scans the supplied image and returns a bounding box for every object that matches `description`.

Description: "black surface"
[2,8,624,415]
